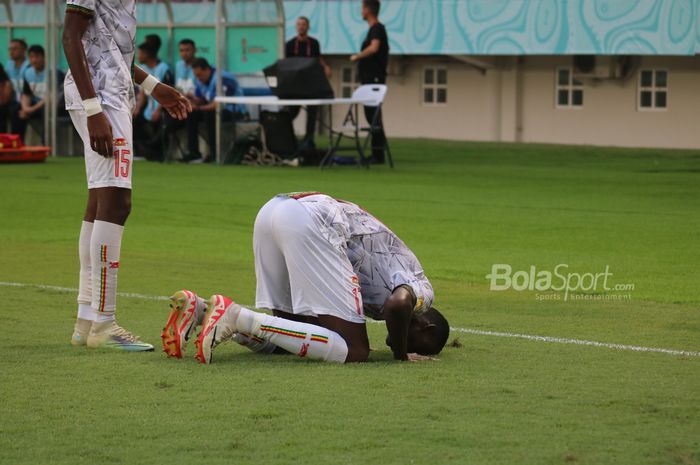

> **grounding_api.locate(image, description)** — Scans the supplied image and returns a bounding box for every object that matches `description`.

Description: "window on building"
[638,69,667,111]
[340,67,359,98]
[555,68,583,109]
[422,68,447,105]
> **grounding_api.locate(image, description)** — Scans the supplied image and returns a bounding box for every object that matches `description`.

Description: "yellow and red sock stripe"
[98,245,107,312]
[260,325,307,340]
[310,334,329,344]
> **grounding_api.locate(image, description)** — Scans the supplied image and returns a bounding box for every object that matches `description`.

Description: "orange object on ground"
[0,146,50,163]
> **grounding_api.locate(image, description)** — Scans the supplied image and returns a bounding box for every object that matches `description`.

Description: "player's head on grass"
[389,307,450,356]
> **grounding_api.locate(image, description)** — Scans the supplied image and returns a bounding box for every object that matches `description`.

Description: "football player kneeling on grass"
[162,192,450,364]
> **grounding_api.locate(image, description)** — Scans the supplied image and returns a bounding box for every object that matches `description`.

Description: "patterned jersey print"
[64,0,137,112]
[282,193,434,320]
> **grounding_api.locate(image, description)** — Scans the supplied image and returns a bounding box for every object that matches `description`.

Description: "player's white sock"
[77,221,97,321]
[234,308,348,363]
[231,332,278,354]
[90,220,123,323]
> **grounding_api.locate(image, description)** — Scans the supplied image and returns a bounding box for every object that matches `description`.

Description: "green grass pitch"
[1,140,698,465]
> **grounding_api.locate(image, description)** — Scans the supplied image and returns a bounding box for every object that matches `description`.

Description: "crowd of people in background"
[0,39,65,143]
[132,34,245,163]
[1,0,389,164]
[0,34,244,163]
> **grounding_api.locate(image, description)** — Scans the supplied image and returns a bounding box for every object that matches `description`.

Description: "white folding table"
[214,95,375,166]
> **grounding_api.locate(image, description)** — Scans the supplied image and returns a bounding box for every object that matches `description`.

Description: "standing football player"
[63,0,191,350]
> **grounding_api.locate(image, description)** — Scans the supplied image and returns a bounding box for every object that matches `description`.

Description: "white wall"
[319,55,700,150]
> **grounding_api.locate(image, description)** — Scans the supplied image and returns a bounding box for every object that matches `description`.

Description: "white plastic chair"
[322,84,393,168]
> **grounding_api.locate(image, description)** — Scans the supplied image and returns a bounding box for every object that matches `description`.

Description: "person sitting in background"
[183,58,245,163]
[12,45,64,142]
[284,16,331,148]
[0,64,13,132]
[144,34,162,57]
[134,40,172,122]
[5,39,29,101]
[133,39,173,161]
[2,39,29,133]
[175,39,197,98]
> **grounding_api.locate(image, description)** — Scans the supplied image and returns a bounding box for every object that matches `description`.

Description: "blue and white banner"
[284,0,700,55]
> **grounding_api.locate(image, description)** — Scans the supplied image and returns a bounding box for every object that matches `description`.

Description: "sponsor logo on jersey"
[109,261,120,269]
[113,138,128,147]
[298,343,310,357]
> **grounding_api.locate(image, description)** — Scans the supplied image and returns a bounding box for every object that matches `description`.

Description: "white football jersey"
[64,0,136,112]
[283,193,434,320]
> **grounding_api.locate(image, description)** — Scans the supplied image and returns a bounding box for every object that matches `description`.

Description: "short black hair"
[10,39,28,50]
[363,0,380,16]
[297,16,310,25]
[28,44,44,56]
[415,308,450,355]
[191,57,211,70]
[144,34,162,53]
[138,41,158,59]
[179,38,195,48]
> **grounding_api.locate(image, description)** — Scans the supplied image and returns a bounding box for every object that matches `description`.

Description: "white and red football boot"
[161,290,208,358]
[195,294,241,364]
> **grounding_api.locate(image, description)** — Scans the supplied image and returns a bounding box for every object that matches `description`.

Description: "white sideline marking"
[449,327,700,358]
[2,281,699,358]
[0,281,169,302]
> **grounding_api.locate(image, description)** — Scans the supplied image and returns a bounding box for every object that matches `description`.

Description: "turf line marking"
[448,327,700,358]
[0,281,169,302]
[2,281,698,358]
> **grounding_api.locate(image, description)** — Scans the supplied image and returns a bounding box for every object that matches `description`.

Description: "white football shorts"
[254,196,365,324]
[69,106,133,190]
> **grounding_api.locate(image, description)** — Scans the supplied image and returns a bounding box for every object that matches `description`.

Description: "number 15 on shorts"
[113,138,131,178]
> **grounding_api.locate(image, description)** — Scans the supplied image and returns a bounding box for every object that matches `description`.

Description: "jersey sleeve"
[66,0,96,16]
[391,271,434,315]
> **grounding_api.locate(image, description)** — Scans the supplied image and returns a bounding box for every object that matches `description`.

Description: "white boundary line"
[3,281,699,358]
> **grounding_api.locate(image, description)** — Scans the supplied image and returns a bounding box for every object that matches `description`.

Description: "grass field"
[1,140,699,465]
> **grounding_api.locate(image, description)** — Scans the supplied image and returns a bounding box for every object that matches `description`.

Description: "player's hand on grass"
[87,112,114,158]
[152,83,192,120]
[407,353,439,362]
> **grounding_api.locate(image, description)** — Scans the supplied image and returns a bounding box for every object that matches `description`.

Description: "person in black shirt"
[285,16,331,148]
[351,0,389,164]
